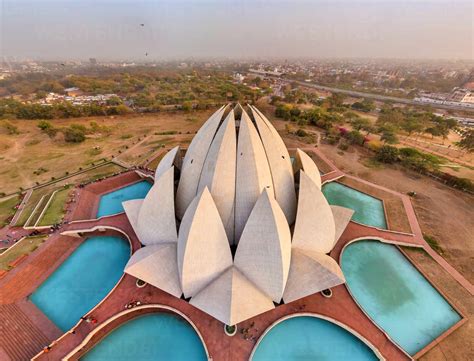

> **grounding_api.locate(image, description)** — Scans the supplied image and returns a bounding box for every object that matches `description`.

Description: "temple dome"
[123,104,353,325]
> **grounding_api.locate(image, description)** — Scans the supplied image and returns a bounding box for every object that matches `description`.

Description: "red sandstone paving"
[35,215,412,361]
[0,168,470,360]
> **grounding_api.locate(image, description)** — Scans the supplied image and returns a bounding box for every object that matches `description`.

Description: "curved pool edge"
[62,304,210,360]
[322,180,389,230]
[95,179,152,218]
[30,231,134,358]
[396,247,468,360]
[249,313,385,361]
[67,228,134,325]
[339,239,466,359]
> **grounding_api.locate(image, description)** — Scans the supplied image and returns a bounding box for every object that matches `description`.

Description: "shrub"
[37,120,58,138]
[338,142,349,151]
[399,147,442,172]
[346,130,365,146]
[375,145,399,163]
[367,139,382,152]
[1,120,19,135]
[295,128,309,137]
[63,126,86,143]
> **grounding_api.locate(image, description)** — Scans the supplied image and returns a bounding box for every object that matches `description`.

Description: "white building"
[123,104,354,326]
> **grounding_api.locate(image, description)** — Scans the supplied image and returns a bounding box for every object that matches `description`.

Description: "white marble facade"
[123,104,353,325]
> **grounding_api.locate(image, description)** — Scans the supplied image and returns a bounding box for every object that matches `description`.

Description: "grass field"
[37,187,72,226]
[0,195,20,227]
[0,110,214,194]
[16,187,54,226]
[0,235,46,270]
[146,151,166,170]
[14,163,124,226]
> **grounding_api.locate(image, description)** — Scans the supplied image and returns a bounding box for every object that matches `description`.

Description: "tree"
[346,130,365,146]
[351,117,371,131]
[425,125,447,140]
[362,124,376,136]
[351,98,375,112]
[399,147,441,171]
[106,96,123,106]
[458,130,474,153]
[379,124,399,144]
[63,126,86,143]
[376,145,399,163]
[115,104,132,115]
[377,109,404,128]
[401,117,424,137]
[326,93,346,111]
[275,104,292,120]
[37,120,58,138]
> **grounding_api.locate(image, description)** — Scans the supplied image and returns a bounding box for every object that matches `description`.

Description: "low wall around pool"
[62,305,210,360]
[340,239,465,358]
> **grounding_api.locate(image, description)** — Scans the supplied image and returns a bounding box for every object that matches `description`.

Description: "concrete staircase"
[0,303,51,360]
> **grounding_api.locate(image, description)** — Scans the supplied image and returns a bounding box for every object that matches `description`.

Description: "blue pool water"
[96,181,152,217]
[252,316,377,361]
[30,236,130,331]
[322,182,387,229]
[341,240,461,355]
[81,313,207,361]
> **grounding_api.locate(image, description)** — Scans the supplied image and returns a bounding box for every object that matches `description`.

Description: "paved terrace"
[311,147,473,296]
[0,155,471,360]
[31,213,411,361]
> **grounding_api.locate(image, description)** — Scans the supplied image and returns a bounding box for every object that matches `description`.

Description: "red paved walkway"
[34,215,410,361]
[308,147,474,296]
[0,159,470,360]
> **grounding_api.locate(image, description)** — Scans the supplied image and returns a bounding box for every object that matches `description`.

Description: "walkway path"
[306,147,474,296]
[1,150,471,360]
[10,189,32,226]
[34,215,410,361]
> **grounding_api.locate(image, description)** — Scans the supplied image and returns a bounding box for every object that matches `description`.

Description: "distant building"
[89,58,97,65]
[450,88,474,104]
[64,87,83,97]
[233,73,245,83]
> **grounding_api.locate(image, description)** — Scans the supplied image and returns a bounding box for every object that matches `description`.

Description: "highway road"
[250,72,474,113]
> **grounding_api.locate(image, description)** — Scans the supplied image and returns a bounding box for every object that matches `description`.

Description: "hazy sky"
[1,0,473,60]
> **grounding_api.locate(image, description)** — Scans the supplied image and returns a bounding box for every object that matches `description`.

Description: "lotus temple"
[0,104,469,360]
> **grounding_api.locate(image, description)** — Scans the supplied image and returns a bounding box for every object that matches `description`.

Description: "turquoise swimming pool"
[341,240,461,355]
[96,181,152,218]
[252,316,377,360]
[81,313,207,361]
[322,182,387,229]
[30,236,130,332]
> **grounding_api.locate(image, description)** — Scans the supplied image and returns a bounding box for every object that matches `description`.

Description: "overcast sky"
[1,0,473,60]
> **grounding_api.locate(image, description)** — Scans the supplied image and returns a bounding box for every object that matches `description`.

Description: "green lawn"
[15,163,124,226]
[16,187,54,226]
[0,195,20,227]
[0,235,46,270]
[146,152,166,170]
[37,187,72,226]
